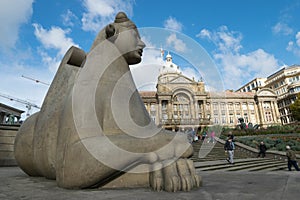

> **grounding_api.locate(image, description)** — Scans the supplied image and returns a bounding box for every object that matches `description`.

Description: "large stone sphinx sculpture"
[14,12,201,192]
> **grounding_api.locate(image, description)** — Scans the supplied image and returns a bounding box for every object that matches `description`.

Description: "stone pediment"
[169,75,194,84]
[256,88,276,97]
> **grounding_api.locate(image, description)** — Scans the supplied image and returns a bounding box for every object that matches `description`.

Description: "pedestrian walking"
[286,145,300,171]
[224,138,235,164]
[257,141,267,158]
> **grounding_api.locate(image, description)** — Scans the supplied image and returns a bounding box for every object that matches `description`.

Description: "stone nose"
[138,39,146,49]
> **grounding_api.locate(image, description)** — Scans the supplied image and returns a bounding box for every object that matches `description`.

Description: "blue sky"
[1,0,300,117]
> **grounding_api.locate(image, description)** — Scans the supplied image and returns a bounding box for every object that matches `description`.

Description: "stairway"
[0,124,19,166]
[191,139,288,172]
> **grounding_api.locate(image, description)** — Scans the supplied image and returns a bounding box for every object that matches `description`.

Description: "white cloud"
[62,9,78,27]
[37,50,61,73]
[286,31,300,57]
[81,0,134,32]
[166,34,187,53]
[33,23,79,56]
[296,32,300,46]
[33,23,80,72]
[197,26,279,90]
[272,22,293,35]
[217,26,242,53]
[181,67,201,82]
[197,26,242,53]
[131,48,163,91]
[163,17,183,32]
[286,41,294,51]
[196,29,211,40]
[0,61,53,119]
[0,0,34,51]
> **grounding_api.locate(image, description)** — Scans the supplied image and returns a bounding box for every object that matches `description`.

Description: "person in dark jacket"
[286,145,300,171]
[224,138,235,164]
[257,141,267,158]
[227,131,234,141]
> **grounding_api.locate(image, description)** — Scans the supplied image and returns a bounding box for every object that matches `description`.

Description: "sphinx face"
[114,28,146,65]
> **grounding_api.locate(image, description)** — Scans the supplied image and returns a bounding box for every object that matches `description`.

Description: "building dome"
[159,52,180,75]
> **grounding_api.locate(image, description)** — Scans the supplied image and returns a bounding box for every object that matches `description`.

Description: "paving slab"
[0,167,299,200]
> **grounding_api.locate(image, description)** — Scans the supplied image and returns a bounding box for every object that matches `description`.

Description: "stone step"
[238,162,287,172]
[192,138,288,172]
[191,149,253,162]
[194,157,287,172]
[224,160,286,172]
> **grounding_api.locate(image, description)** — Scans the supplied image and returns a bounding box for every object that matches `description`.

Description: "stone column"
[203,100,206,119]
[241,103,244,122]
[270,101,276,123]
[194,99,198,119]
[167,100,172,119]
[247,102,251,123]
[233,102,236,125]
[254,102,259,125]
[284,107,290,124]
[259,101,264,124]
[191,99,196,119]
[225,102,229,126]
[158,100,162,124]
[0,112,5,124]
[274,101,280,123]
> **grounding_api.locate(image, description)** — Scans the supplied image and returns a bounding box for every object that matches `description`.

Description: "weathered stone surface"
[14,12,201,192]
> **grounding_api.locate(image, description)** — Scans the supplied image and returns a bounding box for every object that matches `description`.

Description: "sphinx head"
[92,12,146,65]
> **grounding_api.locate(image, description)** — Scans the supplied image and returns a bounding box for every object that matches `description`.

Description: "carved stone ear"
[105,24,116,39]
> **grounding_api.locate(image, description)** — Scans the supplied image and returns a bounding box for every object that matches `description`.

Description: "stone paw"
[149,158,201,192]
[162,161,181,192]
[149,163,163,191]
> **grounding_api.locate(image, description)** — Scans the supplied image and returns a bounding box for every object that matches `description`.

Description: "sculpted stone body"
[14,12,201,192]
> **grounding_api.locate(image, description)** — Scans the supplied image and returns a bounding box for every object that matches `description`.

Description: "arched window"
[173,93,191,119]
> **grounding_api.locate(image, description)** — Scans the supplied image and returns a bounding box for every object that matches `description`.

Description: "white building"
[140,53,280,131]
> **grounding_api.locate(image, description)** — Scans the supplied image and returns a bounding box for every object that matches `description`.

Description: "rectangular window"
[222,116,226,124]
[265,111,272,122]
[228,103,233,111]
[242,103,247,110]
[213,103,218,110]
[162,100,167,110]
[173,104,177,111]
[150,104,156,111]
[244,113,248,123]
[206,103,210,111]
[229,115,234,124]
[214,116,219,124]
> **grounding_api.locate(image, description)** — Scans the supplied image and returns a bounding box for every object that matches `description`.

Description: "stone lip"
[1,167,299,200]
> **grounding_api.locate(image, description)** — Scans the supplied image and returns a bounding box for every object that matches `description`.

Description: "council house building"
[139,53,281,131]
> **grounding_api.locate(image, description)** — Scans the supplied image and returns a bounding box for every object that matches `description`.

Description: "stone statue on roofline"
[14,12,201,192]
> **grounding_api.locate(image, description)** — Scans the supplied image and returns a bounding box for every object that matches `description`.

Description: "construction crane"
[21,75,50,86]
[0,92,41,117]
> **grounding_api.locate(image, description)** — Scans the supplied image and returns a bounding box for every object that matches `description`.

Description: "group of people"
[188,130,216,143]
[257,141,299,171]
[223,132,299,171]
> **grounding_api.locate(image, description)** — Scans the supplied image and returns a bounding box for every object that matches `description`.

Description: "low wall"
[0,124,19,166]
[216,137,300,160]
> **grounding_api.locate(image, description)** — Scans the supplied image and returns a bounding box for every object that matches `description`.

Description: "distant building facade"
[139,53,280,131]
[264,65,300,125]
[235,64,300,125]
[0,103,24,124]
[236,78,267,92]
